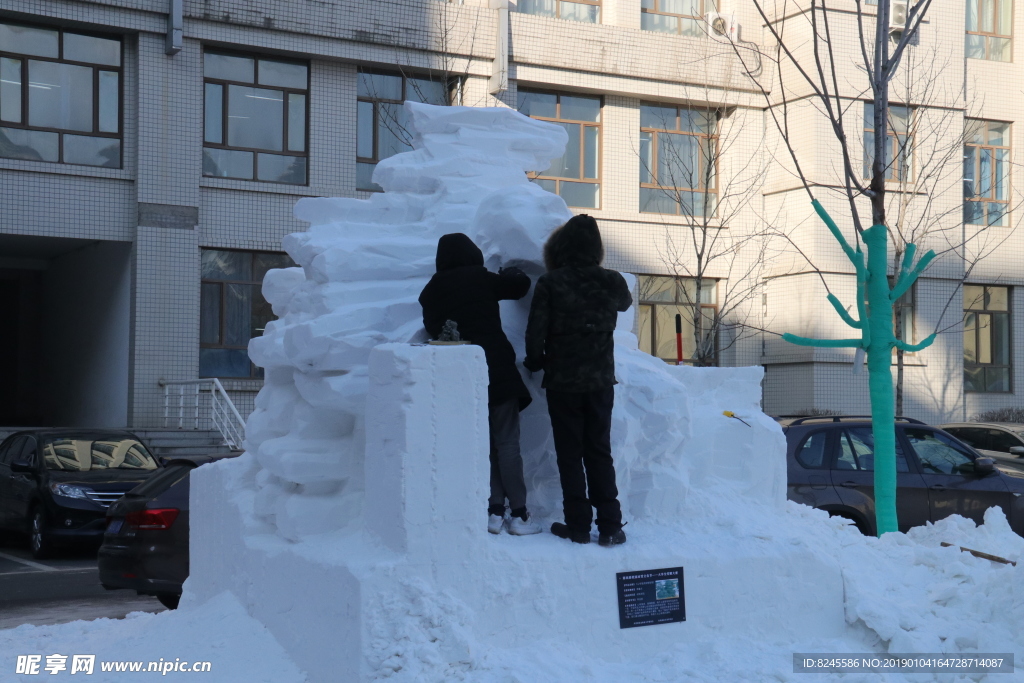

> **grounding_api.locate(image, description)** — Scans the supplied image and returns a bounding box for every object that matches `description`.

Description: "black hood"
[435,233,484,271]
[543,214,604,271]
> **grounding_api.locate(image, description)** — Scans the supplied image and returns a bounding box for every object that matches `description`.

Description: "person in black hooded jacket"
[524,214,632,547]
[418,233,542,536]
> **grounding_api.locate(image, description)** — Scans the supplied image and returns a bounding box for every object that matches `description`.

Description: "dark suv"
[784,417,1024,537]
[0,429,162,558]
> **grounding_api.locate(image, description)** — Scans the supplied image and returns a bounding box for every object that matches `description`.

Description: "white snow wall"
[242,101,788,541]
[189,342,846,682]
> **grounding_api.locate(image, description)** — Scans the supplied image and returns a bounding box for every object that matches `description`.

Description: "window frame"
[863,102,913,183]
[963,284,1012,393]
[355,69,452,192]
[518,0,602,23]
[794,429,832,469]
[518,90,602,209]
[965,0,1013,61]
[635,274,719,365]
[639,104,719,217]
[0,20,124,168]
[964,119,1012,227]
[201,49,310,185]
[199,248,295,380]
[640,0,717,36]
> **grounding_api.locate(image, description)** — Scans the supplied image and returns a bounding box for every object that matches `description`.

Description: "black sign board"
[616,567,685,629]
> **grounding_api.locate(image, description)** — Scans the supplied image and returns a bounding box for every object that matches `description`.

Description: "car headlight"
[49,483,89,500]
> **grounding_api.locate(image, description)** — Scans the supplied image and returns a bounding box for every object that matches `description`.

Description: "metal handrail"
[158,378,246,449]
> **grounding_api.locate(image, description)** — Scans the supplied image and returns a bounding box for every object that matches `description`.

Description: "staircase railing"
[158,378,246,450]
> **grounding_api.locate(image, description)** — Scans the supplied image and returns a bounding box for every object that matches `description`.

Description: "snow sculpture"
[242,101,787,541]
[186,102,836,682]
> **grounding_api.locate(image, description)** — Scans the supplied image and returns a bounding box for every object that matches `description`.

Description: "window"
[795,431,829,469]
[518,91,601,209]
[863,102,911,181]
[895,285,915,347]
[0,22,122,167]
[636,275,717,364]
[518,0,600,23]
[641,0,716,35]
[985,428,1024,452]
[835,428,910,472]
[966,0,1012,61]
[356,70,449,191]
[944,427,989,450]
[639,105,717,216]
[884,279,915,357]
[203,52,309,184]
[963,284,1011,392]
[964,120,1010,227]
[200,249,296,379]
[905,428,976,475]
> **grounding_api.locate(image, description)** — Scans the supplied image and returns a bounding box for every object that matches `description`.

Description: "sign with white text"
[616,567,685,629]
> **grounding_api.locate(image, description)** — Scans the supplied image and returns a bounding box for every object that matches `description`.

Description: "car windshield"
[42,437,158,472]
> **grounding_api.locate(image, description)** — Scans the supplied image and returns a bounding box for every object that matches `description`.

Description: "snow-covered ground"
[3,102,1021,682]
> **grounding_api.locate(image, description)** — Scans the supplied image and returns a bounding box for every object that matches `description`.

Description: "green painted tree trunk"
[863,225,898,535]
[782,202,936,537]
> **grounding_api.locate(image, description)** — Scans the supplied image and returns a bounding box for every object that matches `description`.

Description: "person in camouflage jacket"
[524,214,631,546]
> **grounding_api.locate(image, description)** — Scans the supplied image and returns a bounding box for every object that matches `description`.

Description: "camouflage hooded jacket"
[524,215,632,392]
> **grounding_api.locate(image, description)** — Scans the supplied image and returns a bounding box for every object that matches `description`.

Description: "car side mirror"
[10,459,35,474]
[974,458,996,476]
[1010,446,1024,457]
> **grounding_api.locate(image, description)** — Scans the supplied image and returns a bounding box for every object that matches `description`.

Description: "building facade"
[0,0,1019,430]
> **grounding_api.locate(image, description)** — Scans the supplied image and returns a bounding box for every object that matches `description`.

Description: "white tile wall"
[1,0,1021,428]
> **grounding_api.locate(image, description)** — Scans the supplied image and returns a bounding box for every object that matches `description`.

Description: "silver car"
[939,423,1024,476]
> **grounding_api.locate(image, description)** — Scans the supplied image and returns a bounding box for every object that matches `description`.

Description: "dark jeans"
[488,399,528,511]
[546,386,622,534]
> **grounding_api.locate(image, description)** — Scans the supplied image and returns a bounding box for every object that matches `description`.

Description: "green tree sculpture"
[783,200,936,535]
[739,0,941,536]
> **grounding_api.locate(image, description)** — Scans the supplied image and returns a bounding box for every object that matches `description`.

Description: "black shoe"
[598,529,627,546]
[551,522,590,544]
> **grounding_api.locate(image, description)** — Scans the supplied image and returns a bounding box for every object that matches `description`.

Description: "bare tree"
[741,0,950,536]
[635,98,773,367]
[359,0,482,174]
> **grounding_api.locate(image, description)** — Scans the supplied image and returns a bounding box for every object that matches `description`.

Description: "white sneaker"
[488,513,506,534]
[507,512,543,536]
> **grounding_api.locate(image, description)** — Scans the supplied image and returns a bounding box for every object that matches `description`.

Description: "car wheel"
[157,594,180,610]
[29,508,54,560]
[828,511,870,536]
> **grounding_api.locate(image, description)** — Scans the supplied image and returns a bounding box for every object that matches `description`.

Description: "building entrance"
[0,235,131,428]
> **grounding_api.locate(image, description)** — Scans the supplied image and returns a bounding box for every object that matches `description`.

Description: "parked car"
[98,459,204,610]
[0,430,163,558]
[939,422,1024,476]
[784,416,1024,537]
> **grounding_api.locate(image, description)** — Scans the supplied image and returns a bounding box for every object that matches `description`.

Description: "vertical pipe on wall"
[489,0,509,95]
[166,0,183,55]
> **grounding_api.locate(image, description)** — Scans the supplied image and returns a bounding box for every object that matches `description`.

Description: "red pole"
[675,313,683,365]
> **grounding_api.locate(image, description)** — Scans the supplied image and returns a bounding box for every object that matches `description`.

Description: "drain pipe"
[488,0,509,95]
[166,0,183,55]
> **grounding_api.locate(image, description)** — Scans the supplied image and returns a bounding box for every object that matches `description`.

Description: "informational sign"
[616,566,685,629]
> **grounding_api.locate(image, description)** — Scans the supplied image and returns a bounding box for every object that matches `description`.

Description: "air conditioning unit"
[704,12,740,42]
[889,0,908,32]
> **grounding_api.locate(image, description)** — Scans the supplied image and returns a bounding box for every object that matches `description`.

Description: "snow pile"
[0,592,304,682]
